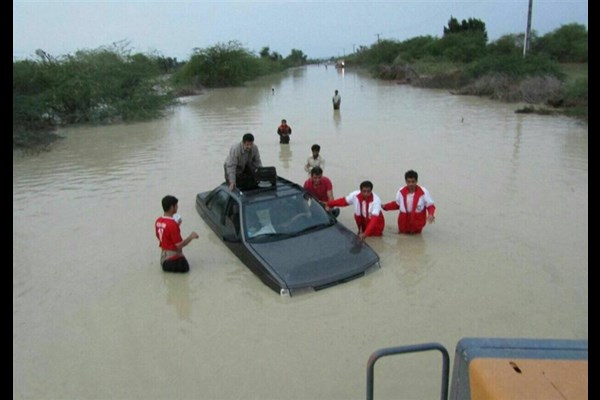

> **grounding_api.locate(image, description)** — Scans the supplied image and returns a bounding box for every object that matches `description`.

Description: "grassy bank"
[13,42,311,151]
[373,60,587,122]
[343,21,587,123]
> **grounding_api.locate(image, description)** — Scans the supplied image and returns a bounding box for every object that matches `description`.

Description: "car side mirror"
[223,233,240,243]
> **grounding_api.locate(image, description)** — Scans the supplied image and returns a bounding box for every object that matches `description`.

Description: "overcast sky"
[13,0,588,61]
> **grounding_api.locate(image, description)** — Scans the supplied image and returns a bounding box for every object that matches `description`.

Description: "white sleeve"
[422,187,434,206]
[371,195,383,215]
[345,190,359,204]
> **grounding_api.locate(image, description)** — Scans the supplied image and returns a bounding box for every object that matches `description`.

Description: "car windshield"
[244,193,334,241]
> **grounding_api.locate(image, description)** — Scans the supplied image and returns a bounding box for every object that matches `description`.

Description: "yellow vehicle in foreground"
[367,337,587,399]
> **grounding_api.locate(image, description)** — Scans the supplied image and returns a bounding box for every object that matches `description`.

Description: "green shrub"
[465,54,563,80]
[532,23,588,62]
[562,77,588,106]
[172,41,262,88]
[13,44,175,148]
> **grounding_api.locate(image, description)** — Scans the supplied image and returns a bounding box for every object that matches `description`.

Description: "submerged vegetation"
[343,20,587,121]
[169,41,307,95]
[13,40,308,150]
[14,20,586,150]
[13,43,178,149]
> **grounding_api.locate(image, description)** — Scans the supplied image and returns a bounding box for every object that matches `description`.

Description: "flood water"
[13,65,588,399]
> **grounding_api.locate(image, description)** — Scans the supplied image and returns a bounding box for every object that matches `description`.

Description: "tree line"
[13,19,586,150]
[344,19,586,119]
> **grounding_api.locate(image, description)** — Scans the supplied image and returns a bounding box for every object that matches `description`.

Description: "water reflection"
[333,110,341,130]
[509,116,524,194]
[163,273,192,321]
[278,143,292,169]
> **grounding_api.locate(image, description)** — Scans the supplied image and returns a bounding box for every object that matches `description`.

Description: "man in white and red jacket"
[382,169,436,234]
[327,180,385,240]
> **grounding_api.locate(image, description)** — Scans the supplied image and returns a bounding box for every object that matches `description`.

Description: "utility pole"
[375,33,381,44]
[523,0,533,57]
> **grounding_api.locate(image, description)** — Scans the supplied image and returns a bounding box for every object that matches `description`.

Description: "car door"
[204,189,231,235]
[224,200,241,239]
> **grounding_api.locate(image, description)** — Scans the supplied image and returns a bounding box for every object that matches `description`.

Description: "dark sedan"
[195,175,381,296]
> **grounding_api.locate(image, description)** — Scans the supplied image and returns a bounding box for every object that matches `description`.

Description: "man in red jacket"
[277,119,292,144]
[327,180,384,240]
[382,170,436,234]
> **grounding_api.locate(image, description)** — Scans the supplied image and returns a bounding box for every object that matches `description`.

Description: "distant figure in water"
[272,87,275,95]
[277,119,292,144]
[304,144,325,174]
[332,89,341,110]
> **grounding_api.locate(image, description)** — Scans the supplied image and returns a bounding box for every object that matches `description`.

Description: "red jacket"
[383,185,435,234]
[328,190,384,237]
[277,124,292,135]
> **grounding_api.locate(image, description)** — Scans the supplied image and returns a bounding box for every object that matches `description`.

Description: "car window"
[225,201,241,235]
[206,190,230,224]
[245,205,276,238]
[245,193,333,240]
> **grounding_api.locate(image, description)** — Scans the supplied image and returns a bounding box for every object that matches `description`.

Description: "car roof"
[224,176,305,205]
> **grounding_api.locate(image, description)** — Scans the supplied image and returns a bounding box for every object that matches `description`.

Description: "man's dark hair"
[359,180,373,190]
[310,166,323,176]
[404,170,418,181]
[162,195,178,212]
[242,133,255,143]
[311,144,320,152]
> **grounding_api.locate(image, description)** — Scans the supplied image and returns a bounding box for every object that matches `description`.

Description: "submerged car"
[195,173,380,296]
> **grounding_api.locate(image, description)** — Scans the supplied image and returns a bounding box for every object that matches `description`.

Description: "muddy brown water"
[13,65,587,399]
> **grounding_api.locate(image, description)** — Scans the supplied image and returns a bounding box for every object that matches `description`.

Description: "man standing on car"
[224,133,263,190]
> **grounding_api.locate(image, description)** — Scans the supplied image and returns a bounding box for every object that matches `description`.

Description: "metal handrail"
[366,342,450,400]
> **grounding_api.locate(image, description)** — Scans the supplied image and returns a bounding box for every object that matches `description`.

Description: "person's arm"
[360,199,383,239]
[359,213,382,239]
[381,201,399,211]
[176,231,199,250]
[253,146,263,168]
[305,157,313,173]
[326,189,334,201]
[225,145,239,188]
[426,204,436,223]
[327,197,349,208]
[325,179,334,201]
[422,187,435,223]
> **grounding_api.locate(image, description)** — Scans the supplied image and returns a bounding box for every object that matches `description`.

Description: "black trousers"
[236,165,259,189]
[279,134,290,144]
[224,164,259,189]
[162,256,190,273]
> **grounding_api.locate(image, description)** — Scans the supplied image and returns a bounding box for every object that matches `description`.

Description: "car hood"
[247,224,380,291]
